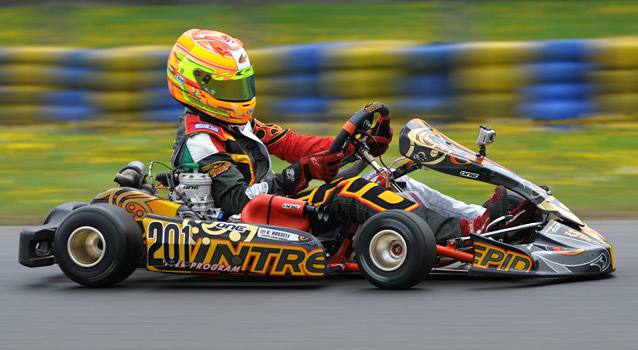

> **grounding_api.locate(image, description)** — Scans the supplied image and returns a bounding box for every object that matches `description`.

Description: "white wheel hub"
[68,226,106,268]
[369,229,407,271]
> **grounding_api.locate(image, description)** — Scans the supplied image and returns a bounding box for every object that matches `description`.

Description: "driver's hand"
[366,125,393,157]
[281,151,345,195]
[362,101,390,116]
[357,102,393,157]
[303,151,345,182]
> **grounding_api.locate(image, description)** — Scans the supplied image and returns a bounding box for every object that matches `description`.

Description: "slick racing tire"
[53,203,144,287]
[355,210,436,290]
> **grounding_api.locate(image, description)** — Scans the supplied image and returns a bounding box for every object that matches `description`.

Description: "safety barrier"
[0,38,636,125]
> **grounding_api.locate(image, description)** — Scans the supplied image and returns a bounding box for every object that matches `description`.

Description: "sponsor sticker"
[257,228,300,242]
[238,53,248,64]
[145,218,324,276]
[473,242,532,272]
[194,123,220,133]
[286,168,296,182]
[459,171,480,179]
[173,73,186,84]
[201,161,231,178]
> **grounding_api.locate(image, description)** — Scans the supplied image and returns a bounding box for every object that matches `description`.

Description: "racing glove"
[281,151,345,195]
[366,126,393,157]
[345,102,393,157]
[365,102,393,157]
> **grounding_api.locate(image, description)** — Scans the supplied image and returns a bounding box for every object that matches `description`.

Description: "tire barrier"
[518,82,597,121]
[1,38,637,125]
[399,43,458,72]
[589,39,638,69]
[454,41,538,66]
[517,39,596,120]
[451,42,536,119]
[0,46,183,123]
[250,42,345,76]
[588,38,638,116]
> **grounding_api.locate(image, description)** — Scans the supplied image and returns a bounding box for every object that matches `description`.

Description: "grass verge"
[1,1,638,48]
[2,118,636,225]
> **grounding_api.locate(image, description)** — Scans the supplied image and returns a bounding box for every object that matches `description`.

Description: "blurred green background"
[2,1,638,48]
[1,1,637,225]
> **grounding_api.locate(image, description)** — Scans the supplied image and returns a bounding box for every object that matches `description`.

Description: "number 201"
[147,221,191,266]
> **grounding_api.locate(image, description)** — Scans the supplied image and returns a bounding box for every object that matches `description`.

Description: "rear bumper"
[19,224,56,267]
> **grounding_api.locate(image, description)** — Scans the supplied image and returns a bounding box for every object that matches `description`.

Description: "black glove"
[365,102,393,156]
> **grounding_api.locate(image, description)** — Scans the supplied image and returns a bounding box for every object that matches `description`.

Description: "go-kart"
[18,105,615,289]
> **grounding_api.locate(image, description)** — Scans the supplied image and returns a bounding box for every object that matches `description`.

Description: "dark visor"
[196,73,256,102]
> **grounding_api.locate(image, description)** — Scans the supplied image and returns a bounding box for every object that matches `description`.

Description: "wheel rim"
[67,226,106,268]
[369,229,407,272]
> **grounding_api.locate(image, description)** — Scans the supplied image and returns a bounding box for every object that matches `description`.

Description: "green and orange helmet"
[167,29,256,124]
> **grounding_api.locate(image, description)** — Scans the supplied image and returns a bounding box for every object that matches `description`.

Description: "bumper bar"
[19,224,57,267]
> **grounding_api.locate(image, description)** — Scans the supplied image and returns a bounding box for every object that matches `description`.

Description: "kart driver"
[167,29,509,244]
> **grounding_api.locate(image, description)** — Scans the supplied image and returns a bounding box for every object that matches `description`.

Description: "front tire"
[355,210,436,289]
[54,204,144,287]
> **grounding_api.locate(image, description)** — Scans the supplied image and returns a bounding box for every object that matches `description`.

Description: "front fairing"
[469,220,615,277]
[398,119,583,227]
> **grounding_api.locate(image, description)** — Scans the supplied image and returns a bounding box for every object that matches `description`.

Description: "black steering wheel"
[328,102,391,157]
[328,103,391,179]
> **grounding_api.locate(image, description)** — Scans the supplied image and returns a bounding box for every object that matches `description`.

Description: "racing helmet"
[167,29,256,124]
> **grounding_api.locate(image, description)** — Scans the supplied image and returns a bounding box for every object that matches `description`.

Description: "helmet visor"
[194,66,256,102]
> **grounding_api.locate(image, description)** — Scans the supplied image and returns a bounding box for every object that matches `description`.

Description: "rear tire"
[54,204,144,287]
[355,210,436,289]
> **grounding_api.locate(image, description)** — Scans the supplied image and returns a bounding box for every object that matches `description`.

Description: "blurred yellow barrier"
[78,46,169,70]
[0,64,64,86]
[0,105,41,123]
[319,68,407,99]
[249,47,292,76]
[453,93,520,120]
[81,70,165,91]
[454,41,538,66]
[1,38,637,125]
[0,86,60,105]
[588,69,638,93]
[320,41,415,69]
[86,91,140,111]
[590,39,638,69]
[587,38,638,114]
[452,65,530,93]
[596,93,638,114]
[0,46,79,64]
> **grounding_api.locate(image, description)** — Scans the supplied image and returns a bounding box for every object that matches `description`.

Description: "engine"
[170,172,221,220]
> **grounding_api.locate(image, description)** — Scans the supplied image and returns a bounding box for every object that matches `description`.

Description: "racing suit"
[171,109,465,243]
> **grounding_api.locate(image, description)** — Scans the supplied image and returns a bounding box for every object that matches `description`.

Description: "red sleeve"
[252,119,334,164]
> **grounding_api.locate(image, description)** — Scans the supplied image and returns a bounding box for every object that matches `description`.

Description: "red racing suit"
[171,110,462,242]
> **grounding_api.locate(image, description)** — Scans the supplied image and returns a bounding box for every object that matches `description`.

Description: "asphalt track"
[2,221,636,350]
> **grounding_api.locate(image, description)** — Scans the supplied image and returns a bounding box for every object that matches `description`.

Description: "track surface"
[2,221,636,349]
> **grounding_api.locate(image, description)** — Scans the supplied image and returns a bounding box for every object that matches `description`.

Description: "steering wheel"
[328,102,391,156]
[329,102,391,178]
